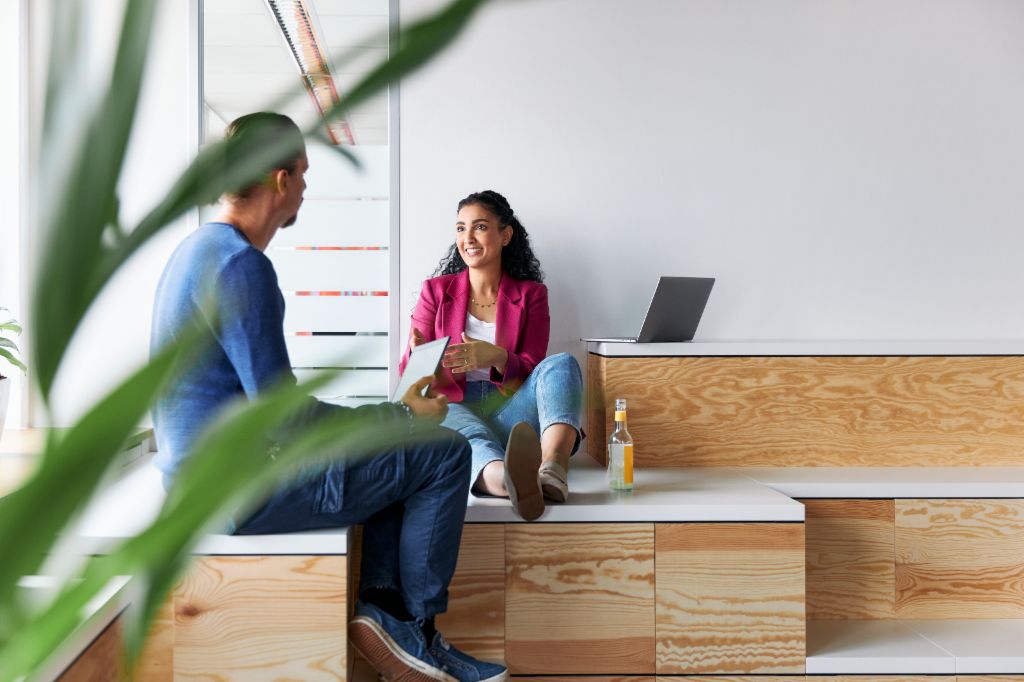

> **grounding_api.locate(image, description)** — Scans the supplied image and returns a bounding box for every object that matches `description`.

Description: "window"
[202,0,396,405]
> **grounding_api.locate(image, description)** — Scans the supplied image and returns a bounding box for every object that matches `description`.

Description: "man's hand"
[401,374,448,421]
[442,332,509,375]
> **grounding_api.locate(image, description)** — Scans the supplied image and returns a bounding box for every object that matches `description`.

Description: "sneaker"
[503,422,544,521]
[538,460,568,503]
[428,632,508,682]
[349,601,454,681]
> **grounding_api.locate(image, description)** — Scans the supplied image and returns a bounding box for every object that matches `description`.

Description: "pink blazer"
[399,270,550,403]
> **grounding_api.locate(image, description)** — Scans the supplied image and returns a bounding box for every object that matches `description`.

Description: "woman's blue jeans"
[441,352,584,490]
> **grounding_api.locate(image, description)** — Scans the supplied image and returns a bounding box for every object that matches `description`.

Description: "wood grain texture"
[588,354,1024,466]
[960,677,1024,681]
[673,678,805,681]
[517,678,654,682]
[896,499,1024,618]
[505,523,655,674]
[807,678,953,681]
[435,525,505,663]
[58,618,125,681]
[587,353,609,464]
[656,523,805,675]
[174,555,348,681]
[805,499,895,619]
[133,595,174,681]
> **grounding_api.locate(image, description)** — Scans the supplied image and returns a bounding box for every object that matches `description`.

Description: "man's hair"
[222,112,306,200]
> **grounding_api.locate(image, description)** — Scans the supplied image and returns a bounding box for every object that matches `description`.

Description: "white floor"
[807,619,1024,674]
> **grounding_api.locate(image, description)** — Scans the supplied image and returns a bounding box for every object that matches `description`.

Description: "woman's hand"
[410,327,426,349]
[443,332,509,375]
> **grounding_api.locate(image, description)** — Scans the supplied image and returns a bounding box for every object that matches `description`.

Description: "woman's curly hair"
[432,190,544,283]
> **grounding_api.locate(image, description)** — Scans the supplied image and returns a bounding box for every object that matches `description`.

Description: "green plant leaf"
[0,371,337,676]
[0,321,22,335]
[0,328,202,635]
[0,348,26,373]
[0,338,20,352]
[32,0,158,400]
[90,0,490,326]
[6,0,493,674]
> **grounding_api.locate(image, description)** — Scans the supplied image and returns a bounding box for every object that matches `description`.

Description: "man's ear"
[271,168,290,194]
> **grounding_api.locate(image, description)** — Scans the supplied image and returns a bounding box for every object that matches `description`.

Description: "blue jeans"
[234,426,472,619]
[441,352,584,490]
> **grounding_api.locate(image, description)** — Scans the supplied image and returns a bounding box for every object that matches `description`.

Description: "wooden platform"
[586,345,1024,467]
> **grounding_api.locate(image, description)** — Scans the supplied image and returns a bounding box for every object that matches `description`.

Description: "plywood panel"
[808,678,952,681]
[436,525,505,663]
[133,595,174,681]
[656,523,805,675]
[961,677,1024,681]
[506,523,655,674]
[590,355,1024,466]
[587,354,609,464]
[518,678,654,682]
[673,678,805,681]
[175,555,347,681]
[896,499,1024,618]
[805,499,895,619]
[59,618,124,681]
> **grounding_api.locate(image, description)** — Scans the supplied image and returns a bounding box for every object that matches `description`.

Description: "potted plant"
[0,308,25,439]
[0,0,488,677]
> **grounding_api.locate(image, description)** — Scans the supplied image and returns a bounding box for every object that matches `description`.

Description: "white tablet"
[391,336,450,402]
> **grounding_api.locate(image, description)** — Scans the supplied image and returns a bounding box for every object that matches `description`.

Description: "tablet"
[391,336,450,402]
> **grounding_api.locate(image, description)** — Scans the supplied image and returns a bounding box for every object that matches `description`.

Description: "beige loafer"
[538,461,569,503]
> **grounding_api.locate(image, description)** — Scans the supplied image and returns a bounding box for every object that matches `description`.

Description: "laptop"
[586,277,715,343]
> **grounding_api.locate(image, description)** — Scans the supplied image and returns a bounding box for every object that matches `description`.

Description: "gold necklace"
[471,296,497,309]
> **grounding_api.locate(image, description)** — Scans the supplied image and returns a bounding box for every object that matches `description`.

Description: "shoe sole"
[349,616,457,682]
[504,423,544,521]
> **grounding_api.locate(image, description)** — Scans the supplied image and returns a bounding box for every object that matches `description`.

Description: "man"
[151,112,507,682]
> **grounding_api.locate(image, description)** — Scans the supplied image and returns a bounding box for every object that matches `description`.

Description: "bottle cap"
[614,410,627,421]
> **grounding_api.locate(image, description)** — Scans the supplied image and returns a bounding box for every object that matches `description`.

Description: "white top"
[806,618,1024,674]
[68,461,349,555]
[465,454,804,522]
[585,339,1024,357]
[464,312,497,382]
[739,467,1024,498]
[24,575,132,681]
[806,620,956,674]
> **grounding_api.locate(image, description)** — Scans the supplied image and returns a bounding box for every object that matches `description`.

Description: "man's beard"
[282,212,298,228]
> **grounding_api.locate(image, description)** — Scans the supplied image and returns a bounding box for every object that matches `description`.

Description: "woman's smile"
[455,203,511,270]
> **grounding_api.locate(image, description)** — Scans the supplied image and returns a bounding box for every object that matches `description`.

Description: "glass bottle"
[607,398,634,491]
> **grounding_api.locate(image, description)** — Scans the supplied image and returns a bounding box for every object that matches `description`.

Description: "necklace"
[471,296,497,309]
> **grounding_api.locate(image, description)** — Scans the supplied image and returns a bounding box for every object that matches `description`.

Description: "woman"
[399,190,583,520]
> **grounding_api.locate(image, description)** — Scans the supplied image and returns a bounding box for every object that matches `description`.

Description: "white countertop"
[586,339,1024,357]
[466,455,805,522]
[21,575,131,682]
[807,619,1024,674]
[740,467,1024,498]
[806,620,955,674]
[905,619,1024,674]
[69,461,349,555]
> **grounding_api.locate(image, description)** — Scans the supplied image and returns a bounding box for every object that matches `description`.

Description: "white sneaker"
[538,461,568,503]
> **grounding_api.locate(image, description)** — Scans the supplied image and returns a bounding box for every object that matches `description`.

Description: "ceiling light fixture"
[265,0,355,145]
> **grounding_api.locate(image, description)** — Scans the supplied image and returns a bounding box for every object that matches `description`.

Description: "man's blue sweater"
[150,222,404,490]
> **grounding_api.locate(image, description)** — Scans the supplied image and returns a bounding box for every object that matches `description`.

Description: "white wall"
[0,0,26,428]
[399,0,1024,355]
[39,0,195,426]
